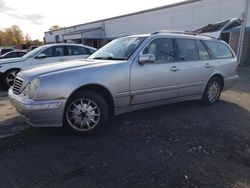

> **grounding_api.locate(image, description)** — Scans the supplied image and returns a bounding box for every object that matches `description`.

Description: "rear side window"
[43,46,64,57]
[67,46,90,56]
[196,40,210,60]
[205,41,233,59]
[176,39,199,61]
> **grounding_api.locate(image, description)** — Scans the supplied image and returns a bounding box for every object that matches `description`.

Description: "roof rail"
[151,30,198,36]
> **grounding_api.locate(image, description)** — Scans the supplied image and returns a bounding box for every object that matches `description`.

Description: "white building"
[44,0,250,65]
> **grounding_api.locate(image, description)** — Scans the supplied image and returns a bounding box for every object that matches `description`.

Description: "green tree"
[49,25,61,31]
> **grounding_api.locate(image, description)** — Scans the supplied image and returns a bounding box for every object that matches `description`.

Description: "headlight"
[23,78,40,99]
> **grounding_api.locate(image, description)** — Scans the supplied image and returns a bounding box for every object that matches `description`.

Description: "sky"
[0,0,184,40]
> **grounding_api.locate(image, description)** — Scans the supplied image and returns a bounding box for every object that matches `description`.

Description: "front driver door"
[32,46,65,66]
[130,37,181,105]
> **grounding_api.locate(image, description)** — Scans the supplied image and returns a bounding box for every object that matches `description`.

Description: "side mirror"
[36,53,47,59]
[138,54,155,64]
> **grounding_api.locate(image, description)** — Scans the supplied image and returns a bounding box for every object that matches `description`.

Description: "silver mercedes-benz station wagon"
[8,19,240,134]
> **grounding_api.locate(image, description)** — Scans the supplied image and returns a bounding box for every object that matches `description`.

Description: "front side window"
[88,37,145,60]
[42,46,64,57]
[176,39,199,61]
[67,46,90,56]
[143,38,175,63]
[196,40,210,60]
[23,46,47,59]
[4,52,17,58]
[205,41,233,59]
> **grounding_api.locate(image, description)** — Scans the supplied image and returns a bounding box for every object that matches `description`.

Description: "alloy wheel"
[207,81,220,103]
[66,98,101,132]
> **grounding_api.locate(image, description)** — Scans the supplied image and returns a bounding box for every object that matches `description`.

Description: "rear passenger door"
[176,39,213,97]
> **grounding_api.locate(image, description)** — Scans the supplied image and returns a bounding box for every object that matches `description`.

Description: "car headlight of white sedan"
[23,78,40,99]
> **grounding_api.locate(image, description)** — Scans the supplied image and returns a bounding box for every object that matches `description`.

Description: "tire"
[201,77,222,105]
[3,69,20,89]
[64,90,109,135]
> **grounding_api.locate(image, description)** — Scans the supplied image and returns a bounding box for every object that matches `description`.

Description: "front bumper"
[8,88,67,127]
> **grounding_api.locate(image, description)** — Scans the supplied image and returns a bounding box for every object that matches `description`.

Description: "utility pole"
[237,0,249,65]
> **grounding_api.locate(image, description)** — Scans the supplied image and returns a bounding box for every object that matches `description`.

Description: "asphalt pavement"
[0,68,249,187]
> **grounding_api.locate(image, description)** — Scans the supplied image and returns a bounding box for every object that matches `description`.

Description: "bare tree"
[25,34,32,45]
[0,25,42,46]
[11,25,24,45]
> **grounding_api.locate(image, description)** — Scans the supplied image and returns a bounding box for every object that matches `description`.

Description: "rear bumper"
[8,88,67,127]
[223,75,239,90]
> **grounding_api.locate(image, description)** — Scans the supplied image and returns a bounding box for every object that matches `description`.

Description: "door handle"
[204,63,213,68]
[170,66,180,72]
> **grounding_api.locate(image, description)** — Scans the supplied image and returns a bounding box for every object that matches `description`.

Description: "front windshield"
[22,45,47,59]
[88,37,145,60]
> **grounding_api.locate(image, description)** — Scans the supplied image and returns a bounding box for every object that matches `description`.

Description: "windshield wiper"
[93,57,126,60]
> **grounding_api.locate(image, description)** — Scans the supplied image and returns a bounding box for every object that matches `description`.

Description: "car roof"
[43,43,96,50]
[125,31,220,42]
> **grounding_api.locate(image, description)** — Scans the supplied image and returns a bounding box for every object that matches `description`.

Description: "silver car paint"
[9,33,239,127]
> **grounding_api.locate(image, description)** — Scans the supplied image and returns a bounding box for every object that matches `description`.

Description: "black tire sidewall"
[3,69,19,89]
[202,77,222,105]
[64,90,109,135]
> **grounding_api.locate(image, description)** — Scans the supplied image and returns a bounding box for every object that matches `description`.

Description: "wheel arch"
[4,68,21,74]
[209,73,224,90]
[66,84,115,116]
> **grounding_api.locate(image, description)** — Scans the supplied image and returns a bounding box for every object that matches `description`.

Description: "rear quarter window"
[196,40,210,60]
[205,41,233,59]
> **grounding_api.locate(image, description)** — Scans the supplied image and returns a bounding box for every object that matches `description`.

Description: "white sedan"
[0,43,96,88]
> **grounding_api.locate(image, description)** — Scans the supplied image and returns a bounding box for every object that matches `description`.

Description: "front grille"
[13,78,23,95]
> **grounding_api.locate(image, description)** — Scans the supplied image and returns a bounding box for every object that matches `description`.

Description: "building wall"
[104,0,248,38]
[45,0,250,43]
[240,32,250,65]
[230,32,240,54]
[44,0,250,65]
[45,21,104,43]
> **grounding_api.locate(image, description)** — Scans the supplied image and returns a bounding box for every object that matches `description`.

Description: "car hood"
[19,59,123,80]
[0,57,24,64]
